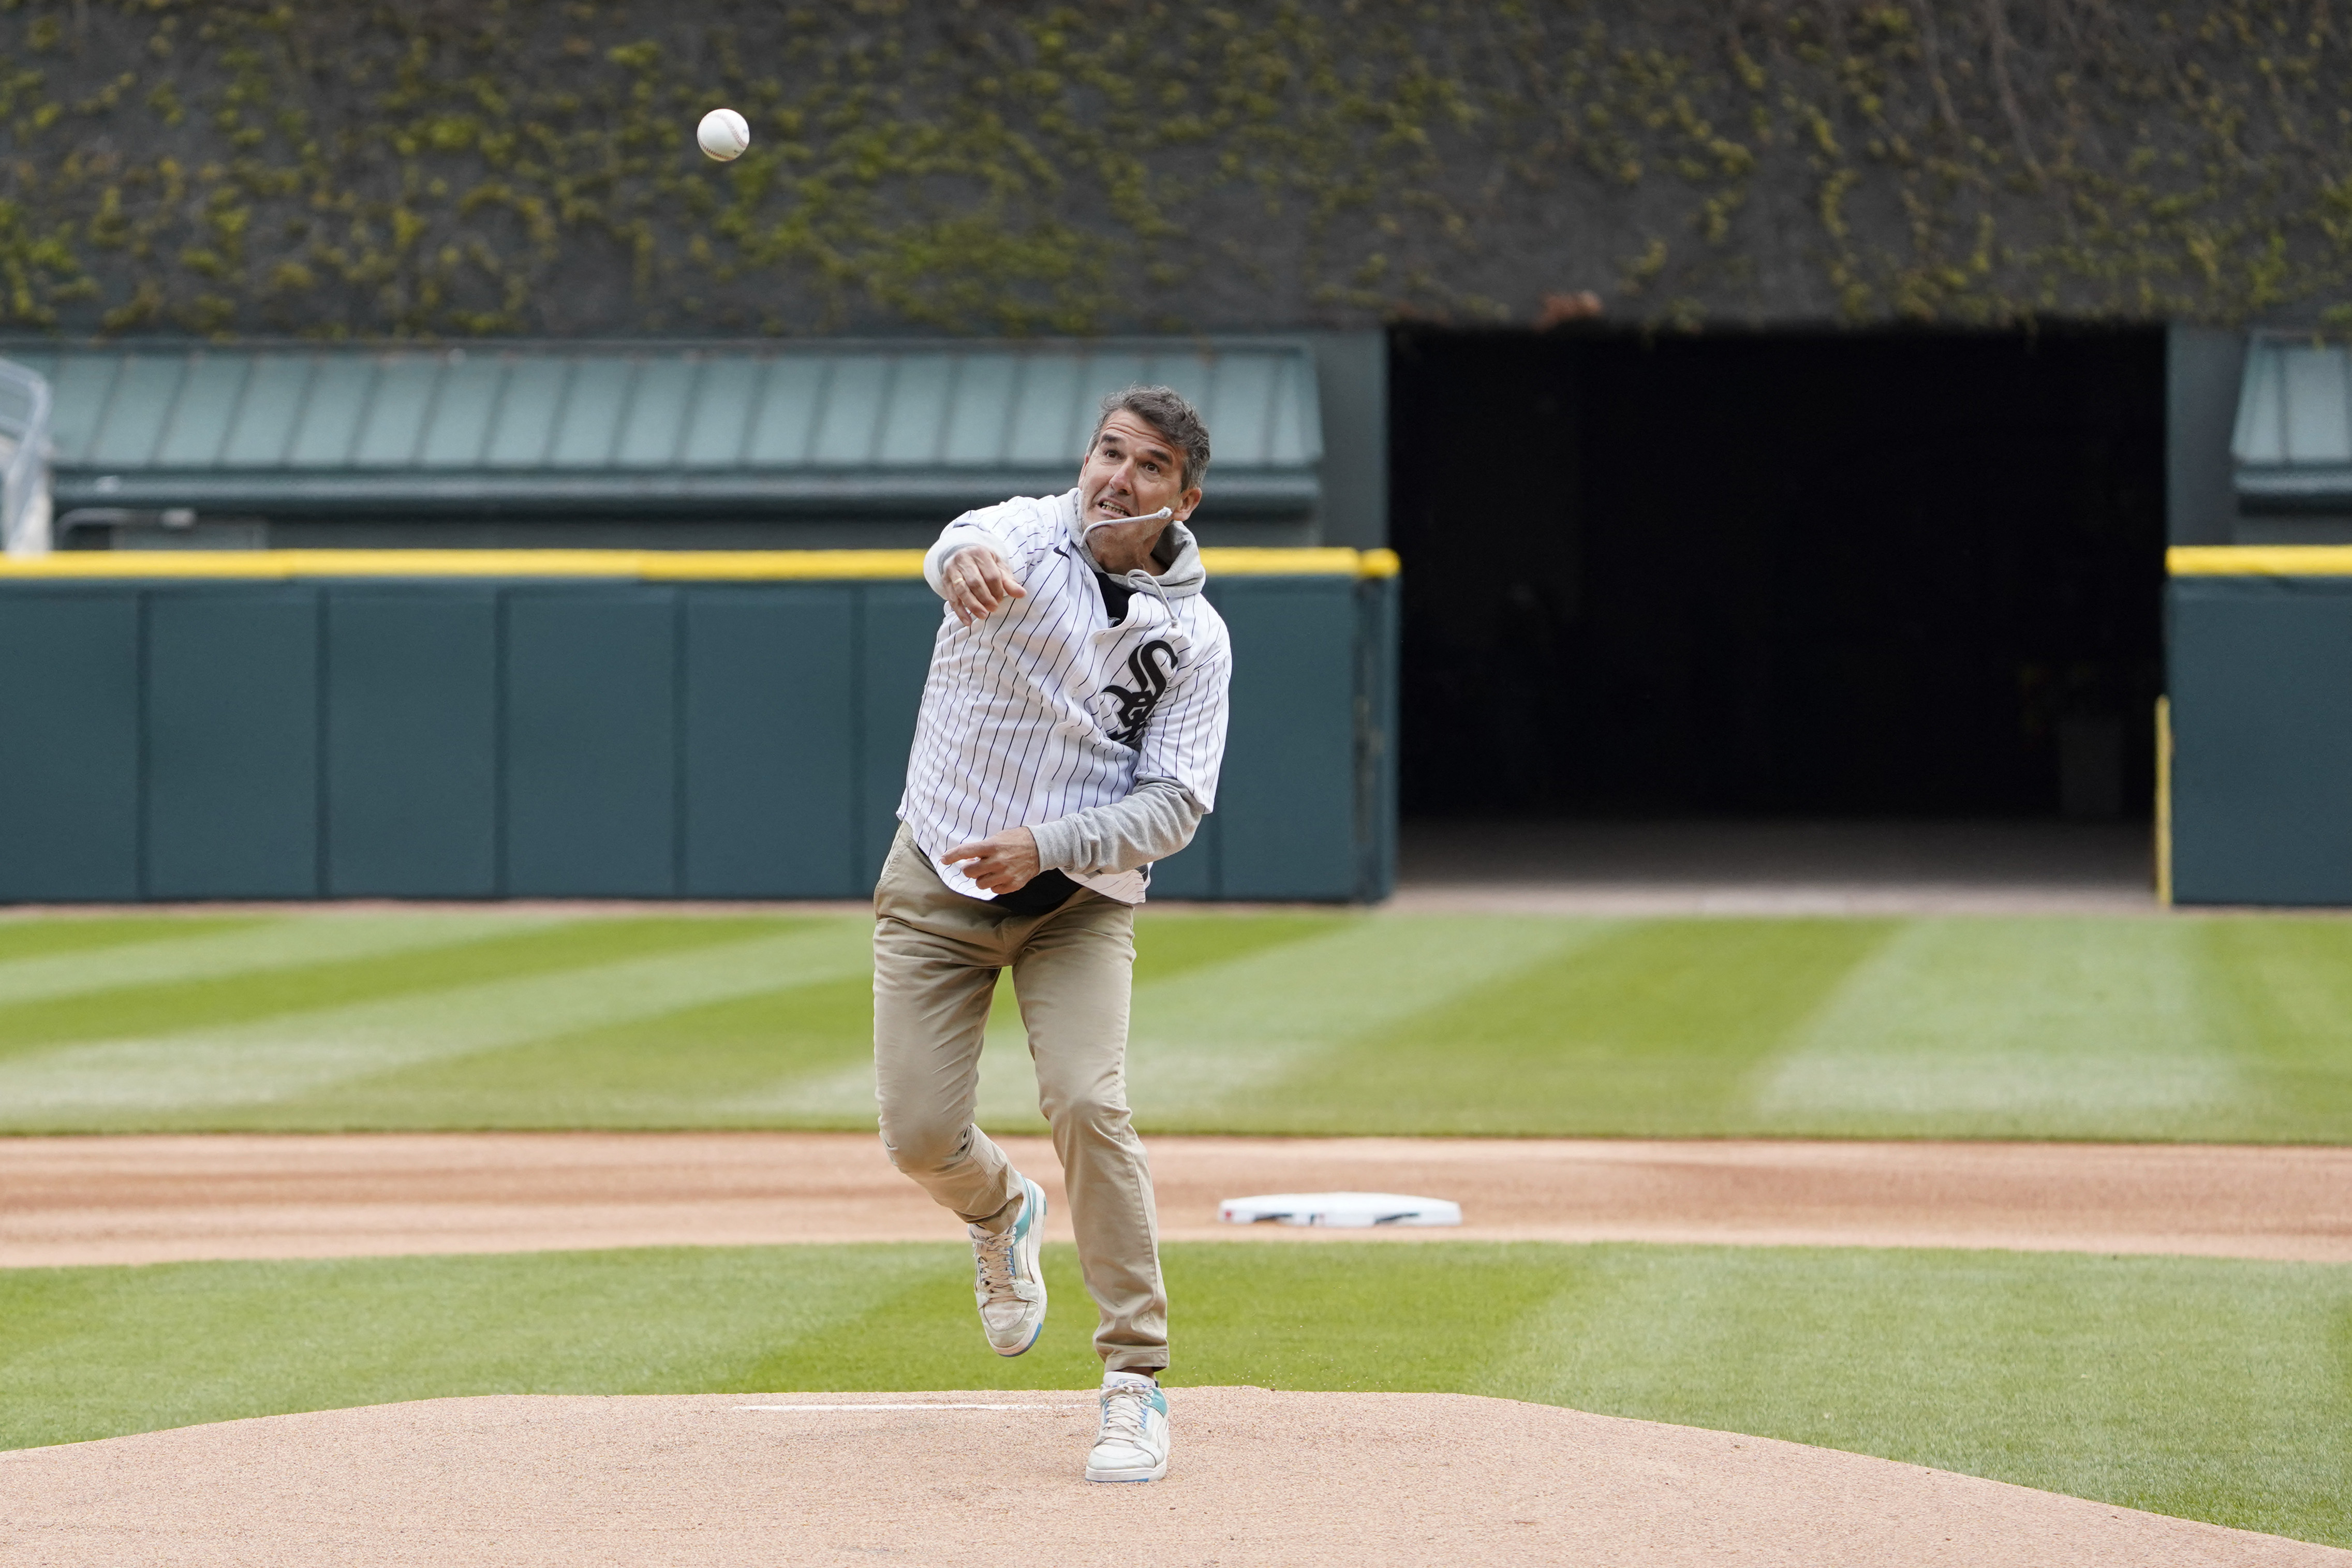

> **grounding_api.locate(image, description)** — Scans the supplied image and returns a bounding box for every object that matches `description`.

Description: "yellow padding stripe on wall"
[2168,545,2352,576]
[0,546,1400,582]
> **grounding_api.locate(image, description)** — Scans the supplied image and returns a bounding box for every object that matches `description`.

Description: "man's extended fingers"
[944,547,1025,625]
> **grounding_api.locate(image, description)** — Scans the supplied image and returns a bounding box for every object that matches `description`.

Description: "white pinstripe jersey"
[897,488,1234,905]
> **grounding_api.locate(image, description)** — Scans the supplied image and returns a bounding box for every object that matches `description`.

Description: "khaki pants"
[871,822,1167,1374]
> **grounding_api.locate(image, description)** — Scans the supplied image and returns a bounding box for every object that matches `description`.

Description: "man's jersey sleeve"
[922,497,1058,598]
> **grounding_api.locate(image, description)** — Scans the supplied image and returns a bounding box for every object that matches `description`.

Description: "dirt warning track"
[4,1132,2348,1267]
[2,1389,2340,1567]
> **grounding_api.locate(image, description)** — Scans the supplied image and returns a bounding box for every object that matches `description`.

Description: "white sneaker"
[969,1175,1047,1356]
[1085,1372,1170,1483]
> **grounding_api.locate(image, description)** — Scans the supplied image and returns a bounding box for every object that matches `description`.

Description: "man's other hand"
[941,545,1026,626]
[945,828,1042,894]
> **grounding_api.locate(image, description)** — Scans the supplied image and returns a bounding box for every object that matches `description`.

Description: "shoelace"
[1097,1383,1155,1446]
[971,1226,1037,1304]
[971,1227,1013,1297]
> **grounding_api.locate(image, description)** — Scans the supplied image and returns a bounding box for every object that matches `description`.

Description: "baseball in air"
[697,108,750,161]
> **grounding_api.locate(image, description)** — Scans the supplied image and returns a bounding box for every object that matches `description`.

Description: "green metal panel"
[22,341,1324,517]
[1209,578,1360,899]
[2169,578,2352,904]
[815,357,891,466]
[0,590,142,900]
[90,356,185,468]
[617,357,697,467]
[2233,335,2352,508]
[681,357,761,467]
[420,358,504,466]
[1006,357,1084,466]
[485,357,568,466]
[682,587,862,896]
[879,353,953,463]
[144,589,322,898]
[549,358,633,467]
[42,353,117,463]
[324,590,500,897]
[1207,355,1279,466]
[232,356,320,465]
[747,357,826,465]
[353,356,440,465]
[502,589,680,896]
[155,356,250,466]
[942,357,1017,464]
[859,584,944,881]
[1084,351,1151,416]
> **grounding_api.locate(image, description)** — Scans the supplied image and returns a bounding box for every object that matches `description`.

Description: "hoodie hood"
[1060,489,1207,598]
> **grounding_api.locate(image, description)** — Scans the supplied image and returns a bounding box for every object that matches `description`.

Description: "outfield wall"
[0,550,1398,904]
[2167,547,2352,906]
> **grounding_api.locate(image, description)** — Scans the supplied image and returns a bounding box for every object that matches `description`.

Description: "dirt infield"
[2,1388,2339,1567]
[5,1132,2348,1267]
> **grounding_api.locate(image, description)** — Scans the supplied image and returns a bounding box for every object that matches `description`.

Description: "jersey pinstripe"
[897,489,1233,905]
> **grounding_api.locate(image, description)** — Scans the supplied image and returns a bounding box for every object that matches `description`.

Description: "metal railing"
[0,358,53,557]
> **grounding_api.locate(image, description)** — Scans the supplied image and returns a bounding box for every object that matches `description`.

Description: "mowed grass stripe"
[2204,920,2352,1143]
[0,922,871,1128]
[0,910,2347,1138]
[1,1241,2344,1547]
[741,915,1606,1128]
[1186,918,1895,1136]
[1755,920,2235,1136]
[0,916,785,1063]
[245,972,883,1131]
[0,914,553,1018]
[0,917,277,967]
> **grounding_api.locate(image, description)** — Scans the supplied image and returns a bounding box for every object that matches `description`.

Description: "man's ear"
[1172,485,1203,522]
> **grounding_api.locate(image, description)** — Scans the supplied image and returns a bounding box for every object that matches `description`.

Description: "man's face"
[1078,410,1201,566]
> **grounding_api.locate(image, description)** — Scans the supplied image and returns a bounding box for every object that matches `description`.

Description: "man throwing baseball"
[874,385,1232,1484]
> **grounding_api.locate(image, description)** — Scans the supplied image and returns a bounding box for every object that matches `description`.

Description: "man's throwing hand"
[945,828,1042,895]
[941,544,1026,626]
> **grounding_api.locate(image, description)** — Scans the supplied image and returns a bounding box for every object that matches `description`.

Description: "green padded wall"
[2168,576,2352,905]
[326,590,500,897]
[503,590,680,897]
[1212,578,1361,899]
[858,584,942,883]
[0,590,142,900]
[144,590,322,898]
[0,572,1396,903]
[683,587,861,897]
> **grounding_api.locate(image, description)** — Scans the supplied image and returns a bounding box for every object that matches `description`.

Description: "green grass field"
[7,907,2350,1547]
[0,909,2347,1139]
[5,1241,2346,1547]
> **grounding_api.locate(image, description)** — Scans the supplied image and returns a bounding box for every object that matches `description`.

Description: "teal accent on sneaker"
[971,1175,1048,1357]
[1086,1375,1171,1483]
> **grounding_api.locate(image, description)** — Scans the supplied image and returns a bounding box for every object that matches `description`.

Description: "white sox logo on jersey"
[1090,640,1180,746]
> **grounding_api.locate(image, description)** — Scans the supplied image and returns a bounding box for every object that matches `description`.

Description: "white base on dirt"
[1219,1191,1462,1227]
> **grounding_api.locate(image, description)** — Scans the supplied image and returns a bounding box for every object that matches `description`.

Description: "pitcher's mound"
[3,1389,2338,1567]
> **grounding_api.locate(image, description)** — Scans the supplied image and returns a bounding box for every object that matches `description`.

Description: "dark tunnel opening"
[1388,326,2167,826]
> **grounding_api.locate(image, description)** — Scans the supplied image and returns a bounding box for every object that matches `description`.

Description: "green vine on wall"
[0,0,2347,338]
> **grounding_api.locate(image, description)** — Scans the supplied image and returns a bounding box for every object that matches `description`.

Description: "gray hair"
[1092,385,1211,493]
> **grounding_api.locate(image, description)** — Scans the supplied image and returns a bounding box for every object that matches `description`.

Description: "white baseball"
[697,108,749,162]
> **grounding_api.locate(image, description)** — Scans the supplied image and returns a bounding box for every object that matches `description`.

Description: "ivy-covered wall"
[1,0,2347,339]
